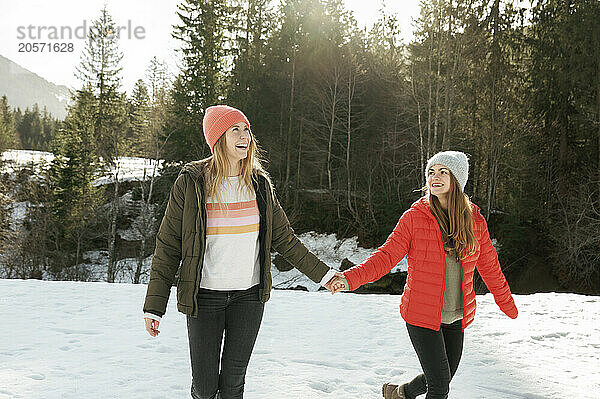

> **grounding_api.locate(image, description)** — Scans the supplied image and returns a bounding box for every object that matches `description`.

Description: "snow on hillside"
[92,156,163,185]
[0,149,54,170]
[1,149,162,186]
[2,279,599,399]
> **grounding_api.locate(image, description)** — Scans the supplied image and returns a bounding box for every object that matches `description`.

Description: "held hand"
[324,272,344,294]
[326,272,349,294]
[324,277,336,294]
[331,276,348,294]
[144,317,160,337]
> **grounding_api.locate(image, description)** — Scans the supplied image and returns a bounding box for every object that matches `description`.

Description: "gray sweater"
[441,252,464,324]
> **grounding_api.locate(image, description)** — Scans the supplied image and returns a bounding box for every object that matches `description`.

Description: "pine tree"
[163,0,232,164]
[76,6,125,159]
[527,0,600,290]
[0,96,18,152]
[228,0,273,111]
[0,95,16,272]
[40,106,58,151]
[145,57,172,160]
[47,85,104,280]
[76,5,128,282]
[16,104,43,150]
[128,79,151,156]
[130,58,172,284]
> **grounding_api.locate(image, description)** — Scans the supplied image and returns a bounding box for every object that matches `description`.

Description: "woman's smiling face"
[427,164,451,197]
[223,122,251,164]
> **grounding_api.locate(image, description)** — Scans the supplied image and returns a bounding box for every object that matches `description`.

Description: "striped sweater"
[200,176,261,290]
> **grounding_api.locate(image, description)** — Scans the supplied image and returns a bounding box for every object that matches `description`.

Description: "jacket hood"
[180,159,210,181]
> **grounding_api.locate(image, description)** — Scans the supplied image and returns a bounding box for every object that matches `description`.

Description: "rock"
[340,258,355,271]
[287,285,309,292]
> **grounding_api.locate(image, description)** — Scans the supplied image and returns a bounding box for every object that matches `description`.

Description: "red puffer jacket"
[344,197,518,331]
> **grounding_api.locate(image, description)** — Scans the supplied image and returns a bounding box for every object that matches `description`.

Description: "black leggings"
[404,320,464,399]
[186,285,264,399]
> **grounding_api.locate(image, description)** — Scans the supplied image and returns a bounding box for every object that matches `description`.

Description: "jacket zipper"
[426,204,471,332]
[253,176,267,296]
[426,207,447,331]
[192,174,206,318]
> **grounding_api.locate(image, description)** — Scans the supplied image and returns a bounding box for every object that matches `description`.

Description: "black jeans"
[186,284,264,399]
[404,320,464,399]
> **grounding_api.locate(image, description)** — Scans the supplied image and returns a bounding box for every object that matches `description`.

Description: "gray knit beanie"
[425,151,469,192]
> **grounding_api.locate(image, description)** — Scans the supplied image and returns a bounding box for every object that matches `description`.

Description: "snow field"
[2,279,599,399]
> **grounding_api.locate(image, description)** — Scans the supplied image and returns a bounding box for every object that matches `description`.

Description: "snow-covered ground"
[2,279,598,399]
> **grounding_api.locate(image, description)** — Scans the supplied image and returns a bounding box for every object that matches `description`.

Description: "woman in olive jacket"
[143,105,337,399]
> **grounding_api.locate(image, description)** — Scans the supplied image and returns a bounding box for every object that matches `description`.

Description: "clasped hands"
[324,272,349,294]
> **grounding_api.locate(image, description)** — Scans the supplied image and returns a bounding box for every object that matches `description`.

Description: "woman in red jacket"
[330,151,518,399]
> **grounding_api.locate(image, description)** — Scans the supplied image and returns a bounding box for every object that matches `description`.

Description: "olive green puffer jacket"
[143,159,329,318]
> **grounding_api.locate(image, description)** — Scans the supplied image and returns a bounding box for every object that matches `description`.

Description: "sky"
[0,0,421,93]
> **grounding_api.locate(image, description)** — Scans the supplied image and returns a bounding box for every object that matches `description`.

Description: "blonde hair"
[424,172,478,261]
[205,128,267,201]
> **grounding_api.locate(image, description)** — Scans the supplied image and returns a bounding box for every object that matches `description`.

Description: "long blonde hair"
[424,172,478,261]
[205,129,268,201]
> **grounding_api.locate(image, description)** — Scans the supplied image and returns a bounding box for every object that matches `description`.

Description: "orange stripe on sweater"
[207,208,258,218]
[206,224,259,235]
[206,200,257,211]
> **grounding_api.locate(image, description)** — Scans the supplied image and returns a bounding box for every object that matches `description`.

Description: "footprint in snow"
[531,332,569,340]
[156,346,172,353]
[374,367,392,376]
[482,331,505,337]
[309,381,334,393]
[478,358,497,366]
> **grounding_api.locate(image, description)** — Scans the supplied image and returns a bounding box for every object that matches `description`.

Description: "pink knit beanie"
[202,105,251,153]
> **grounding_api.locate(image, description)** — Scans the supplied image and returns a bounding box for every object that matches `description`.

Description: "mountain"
[0,54,70,119]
